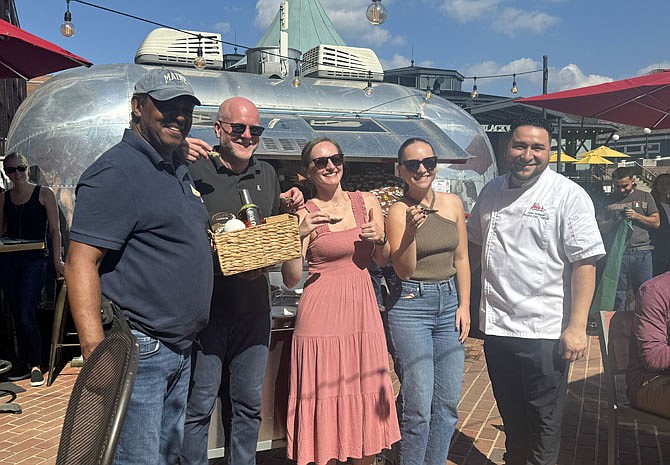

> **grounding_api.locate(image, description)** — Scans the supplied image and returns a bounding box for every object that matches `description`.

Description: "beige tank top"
[399,197,459,281]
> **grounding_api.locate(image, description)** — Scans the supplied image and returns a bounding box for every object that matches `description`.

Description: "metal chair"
[55,318,139,465]
[48,280,81,386]
[597,311,670,465]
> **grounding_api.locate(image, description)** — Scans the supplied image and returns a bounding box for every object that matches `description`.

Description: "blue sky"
[18,0,670,97]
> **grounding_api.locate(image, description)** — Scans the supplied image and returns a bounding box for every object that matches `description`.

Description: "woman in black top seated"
[0,153,64,387]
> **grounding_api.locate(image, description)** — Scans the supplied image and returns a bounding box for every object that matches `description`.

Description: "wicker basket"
[213,214,302,276]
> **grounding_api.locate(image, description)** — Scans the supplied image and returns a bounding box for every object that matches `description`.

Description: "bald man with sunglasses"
[180,97,303,465]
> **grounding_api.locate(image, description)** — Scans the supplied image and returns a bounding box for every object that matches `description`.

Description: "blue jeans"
[180,311,271,465]
[383,277,464,465]
[0,252,46,367]
[113,329,192,465]
[615,249,652,311]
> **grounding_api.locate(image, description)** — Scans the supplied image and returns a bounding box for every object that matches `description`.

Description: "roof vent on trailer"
[135,28,224,70]
[301,45,383,81]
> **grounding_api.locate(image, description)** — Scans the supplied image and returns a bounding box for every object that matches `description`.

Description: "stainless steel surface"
[7,63,495,225]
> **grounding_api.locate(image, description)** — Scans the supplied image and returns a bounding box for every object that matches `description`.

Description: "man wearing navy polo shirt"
[64,68,213,465]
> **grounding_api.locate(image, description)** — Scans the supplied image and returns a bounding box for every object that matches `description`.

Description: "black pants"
[484,336,568,465]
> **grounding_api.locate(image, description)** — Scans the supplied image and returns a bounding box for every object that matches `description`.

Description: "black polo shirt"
[70,129,213,349]
[189,152,281,316]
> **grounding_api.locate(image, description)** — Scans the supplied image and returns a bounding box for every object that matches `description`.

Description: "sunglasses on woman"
[311,154,344,169]
[5,165,28,174]
[218,121,265,137]
[402,156,438,172]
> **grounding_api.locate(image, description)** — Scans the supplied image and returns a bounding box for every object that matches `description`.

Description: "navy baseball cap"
[134,68,201,105]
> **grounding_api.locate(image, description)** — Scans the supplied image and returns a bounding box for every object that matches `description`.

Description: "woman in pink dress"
[284,137,400,465]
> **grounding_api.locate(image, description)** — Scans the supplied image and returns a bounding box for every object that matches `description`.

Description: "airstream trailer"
[7,63,495,227]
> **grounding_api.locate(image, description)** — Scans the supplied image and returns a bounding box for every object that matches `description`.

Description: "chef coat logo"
[523,202,549,220]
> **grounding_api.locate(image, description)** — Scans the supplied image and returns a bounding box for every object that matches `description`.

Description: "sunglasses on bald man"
[218,121,265,137]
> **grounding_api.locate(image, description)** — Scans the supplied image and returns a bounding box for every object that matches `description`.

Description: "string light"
[193,35,206,70]
[366,0,388,26]
[363,70,374,96]
[471,77,478,99]
[463,68,543,97]
[60,0,75,37]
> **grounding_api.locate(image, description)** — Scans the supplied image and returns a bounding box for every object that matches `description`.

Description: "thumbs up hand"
[360,208,386,245]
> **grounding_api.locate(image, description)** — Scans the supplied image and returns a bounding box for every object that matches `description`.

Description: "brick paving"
[2,336,669,465]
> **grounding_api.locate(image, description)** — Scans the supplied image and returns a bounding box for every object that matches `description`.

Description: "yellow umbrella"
[574,154,614,165]
[581,145,629,159]
[549,152,578,163]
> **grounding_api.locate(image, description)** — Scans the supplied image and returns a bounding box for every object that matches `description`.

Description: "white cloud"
[439,0,501,22]
[492,7,560,36]
[380,53,433,70]
[214,22,231,34]
[552,64,612,91]
[381,53,412,70]
[255,0,278,29]
[637,62,670,76]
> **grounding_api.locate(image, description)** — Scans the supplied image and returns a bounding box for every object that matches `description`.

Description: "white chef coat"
[468,169,605,339]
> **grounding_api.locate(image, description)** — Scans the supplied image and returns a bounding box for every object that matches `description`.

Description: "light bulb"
[291,76,301,88]
[364,85,374,97]
[366,0,388,26]
[424,90,432,101]
[471,78,478,99]
[60,10,75,37]
[193,55,206,70]
[511,75,518,94]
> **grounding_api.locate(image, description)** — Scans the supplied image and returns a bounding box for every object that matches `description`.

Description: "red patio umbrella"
[518,70,670,129]
[0,19,92,80]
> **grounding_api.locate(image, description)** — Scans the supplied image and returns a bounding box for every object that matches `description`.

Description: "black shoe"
[30,369,45,387]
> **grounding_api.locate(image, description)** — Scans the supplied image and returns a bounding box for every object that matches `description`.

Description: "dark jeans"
[484,336,568,465]
[0,252,46,367]
[615,249,652,311]
[181,305,271,465]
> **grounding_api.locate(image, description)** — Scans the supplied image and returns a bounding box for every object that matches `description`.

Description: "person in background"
[180,96,303,465]
[468,116,605,465]
[283,137,400,465]
[650,173,670,276]
[64,68,213,465]
[598,167,659,311]
[0,153,64,387]
[384,138,470,465]
[626,271,670,418]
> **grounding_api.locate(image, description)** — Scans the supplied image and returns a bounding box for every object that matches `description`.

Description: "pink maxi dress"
[286,191,400,465]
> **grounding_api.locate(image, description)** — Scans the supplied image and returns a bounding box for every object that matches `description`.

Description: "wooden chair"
[55,319,139,465]
[597,311,670,465]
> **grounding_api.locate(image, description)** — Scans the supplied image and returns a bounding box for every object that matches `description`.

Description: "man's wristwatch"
[375,231,388,246]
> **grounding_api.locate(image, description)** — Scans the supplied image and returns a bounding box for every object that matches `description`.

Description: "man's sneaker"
[30,369,45,387]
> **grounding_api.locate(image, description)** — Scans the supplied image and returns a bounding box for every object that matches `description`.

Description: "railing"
[634,161,663,185]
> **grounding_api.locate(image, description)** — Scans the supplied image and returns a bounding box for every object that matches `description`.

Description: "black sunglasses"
[5,165,28,174]
[311,154,344,169]
[218,121,265,137]
[402,156,438,172]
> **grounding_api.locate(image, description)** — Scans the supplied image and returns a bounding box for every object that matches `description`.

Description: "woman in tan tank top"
[384,138,470,465]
